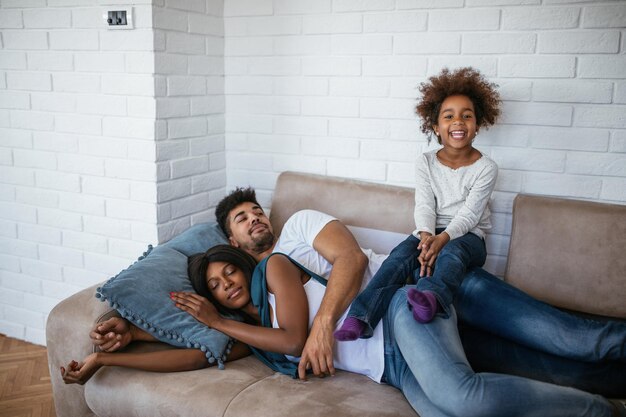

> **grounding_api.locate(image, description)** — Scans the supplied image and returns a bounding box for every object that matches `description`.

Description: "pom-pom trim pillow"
[96,222,233,368]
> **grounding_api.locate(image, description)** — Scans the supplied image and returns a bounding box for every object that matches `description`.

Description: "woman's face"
[206,261,251,310]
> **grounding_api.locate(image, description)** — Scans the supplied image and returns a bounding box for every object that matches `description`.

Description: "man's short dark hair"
[215,187,260,237]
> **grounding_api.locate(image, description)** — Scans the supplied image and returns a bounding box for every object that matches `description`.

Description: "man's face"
[227,202,275,255]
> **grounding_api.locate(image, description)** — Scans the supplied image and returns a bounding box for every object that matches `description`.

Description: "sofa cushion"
[95,222,233,367]
[505,194,626,319]
[84,354,417,417]
[85,355,275,417]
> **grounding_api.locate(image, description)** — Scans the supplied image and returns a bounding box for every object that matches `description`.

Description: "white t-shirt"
[274,209,388,285]
[272,209,386,382]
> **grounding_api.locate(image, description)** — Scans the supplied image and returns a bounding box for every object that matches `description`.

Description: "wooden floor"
[0,334,56,417]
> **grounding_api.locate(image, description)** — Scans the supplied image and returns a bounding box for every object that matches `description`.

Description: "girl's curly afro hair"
[416,67,501,142]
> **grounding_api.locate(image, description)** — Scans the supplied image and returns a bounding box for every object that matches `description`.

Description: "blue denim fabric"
[416,231,486,314]
[347,230,484,337]
[348,234,421,338]
[381,287,614,417]
[454,268,626,398]
[455,268,626,363]
[459,324,626,398]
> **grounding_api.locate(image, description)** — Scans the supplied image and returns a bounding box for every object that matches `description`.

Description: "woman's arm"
[174,254,310,357]
[61,342,251,385]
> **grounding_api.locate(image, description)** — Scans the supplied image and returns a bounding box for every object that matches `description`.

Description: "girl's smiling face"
[433,94,478,150]
[206,261,251,310]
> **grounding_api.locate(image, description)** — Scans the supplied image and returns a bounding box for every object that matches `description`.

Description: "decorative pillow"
[96,222,233,368]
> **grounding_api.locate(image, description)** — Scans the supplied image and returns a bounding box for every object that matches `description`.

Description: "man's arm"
[91,317,157,352]
[298,219,368,379]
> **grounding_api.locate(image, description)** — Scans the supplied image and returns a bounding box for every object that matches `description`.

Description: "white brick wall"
[2,0,625,346]
[223,0,626,281]
[153,1,225,244]
[0,1,225,344]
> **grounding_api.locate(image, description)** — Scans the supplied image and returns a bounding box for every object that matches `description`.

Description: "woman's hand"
[60,353,102,385]
[90,317,133,353]
[171,292,221,328]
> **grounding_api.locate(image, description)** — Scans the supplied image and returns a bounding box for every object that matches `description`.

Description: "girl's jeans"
[381,286,616,417]
[348,231,485,338]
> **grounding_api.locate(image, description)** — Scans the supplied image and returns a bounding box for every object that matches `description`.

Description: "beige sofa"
[47,171,626,417]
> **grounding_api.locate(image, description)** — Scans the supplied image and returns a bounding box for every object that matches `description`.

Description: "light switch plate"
[103,7,133,30]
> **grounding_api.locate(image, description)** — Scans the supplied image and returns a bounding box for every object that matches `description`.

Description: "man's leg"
[459,323,626,398]
[455,268,626,363]
[387,287,614,417]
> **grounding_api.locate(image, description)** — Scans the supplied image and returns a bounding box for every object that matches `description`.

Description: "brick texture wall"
[1,0,624,345]
[222,0,626,279]
[0,0,225,344]
[153,0,225,242]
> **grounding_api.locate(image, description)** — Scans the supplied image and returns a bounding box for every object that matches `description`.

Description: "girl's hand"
[60,353,101,385]
[418,233,434,277]
[418,233,450,277]
[171,292,220,328]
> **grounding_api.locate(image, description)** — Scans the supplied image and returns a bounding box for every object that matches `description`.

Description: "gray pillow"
[96,222,233,368]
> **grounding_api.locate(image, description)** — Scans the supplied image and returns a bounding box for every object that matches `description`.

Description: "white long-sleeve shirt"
[412,149,498,241]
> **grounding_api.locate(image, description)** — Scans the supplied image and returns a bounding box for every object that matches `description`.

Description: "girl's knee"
[389,236,420,257]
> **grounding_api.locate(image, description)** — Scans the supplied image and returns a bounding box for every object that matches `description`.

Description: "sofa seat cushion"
[224,369,418,417]
[85,355,273,417]
[85,352,417,417]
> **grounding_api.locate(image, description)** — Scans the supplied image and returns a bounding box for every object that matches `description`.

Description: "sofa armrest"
[46,283,112,417]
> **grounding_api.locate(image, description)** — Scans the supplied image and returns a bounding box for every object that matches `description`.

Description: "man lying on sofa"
[91,187,626,394]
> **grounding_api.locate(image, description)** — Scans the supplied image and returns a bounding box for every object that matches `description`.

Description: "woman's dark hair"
[214,187,260,237]
[416,67,501,144]
[188,244,257,315]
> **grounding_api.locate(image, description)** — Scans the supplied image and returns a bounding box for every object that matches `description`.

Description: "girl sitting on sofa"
[336,66,500,341]
[62,245,626,417]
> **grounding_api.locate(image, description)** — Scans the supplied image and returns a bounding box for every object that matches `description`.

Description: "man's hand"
[90,317,133,353]
[297,317,335,380]
[301,219,367,380]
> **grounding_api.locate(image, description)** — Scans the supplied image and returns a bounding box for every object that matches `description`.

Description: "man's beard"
[245,230,275,254]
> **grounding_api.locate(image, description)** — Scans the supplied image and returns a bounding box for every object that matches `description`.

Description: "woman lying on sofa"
[62,245,626,417]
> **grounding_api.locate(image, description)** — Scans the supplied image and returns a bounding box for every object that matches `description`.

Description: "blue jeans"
[459,323,626,398]
[454,268,626,397]
[348,232,485,337]
[416,231,486,312]
[381,287,615,417]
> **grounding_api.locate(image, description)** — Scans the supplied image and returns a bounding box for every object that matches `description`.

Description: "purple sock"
[407,289,438,323]
[334,317,365,342]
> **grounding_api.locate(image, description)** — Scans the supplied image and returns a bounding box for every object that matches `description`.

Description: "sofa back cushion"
[505,194,626,319]
[270,171,414,236]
